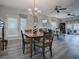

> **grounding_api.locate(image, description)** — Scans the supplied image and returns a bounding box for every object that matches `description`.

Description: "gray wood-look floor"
[0,35,79,59]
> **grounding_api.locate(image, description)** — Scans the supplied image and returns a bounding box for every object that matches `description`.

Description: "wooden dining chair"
[39,28,44,32]
[2,26,8,50]
[21,30,30,54]
[34,32,53,59]
[25,29,32,33]
[0,38,1,50]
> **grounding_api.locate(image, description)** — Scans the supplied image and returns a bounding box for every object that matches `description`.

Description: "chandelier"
[28,8,41,15]
[28,0,41,26]
[28,0,41,15]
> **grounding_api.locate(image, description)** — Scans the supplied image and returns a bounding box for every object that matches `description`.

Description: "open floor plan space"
[0,0,79,59]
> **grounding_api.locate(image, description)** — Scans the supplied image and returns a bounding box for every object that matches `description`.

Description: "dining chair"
[21,30,30,54]
[34,32,53,59]
[0,38,1,50]
[39,28,44,32]
[1,26,8,50]
[25,29,32,33]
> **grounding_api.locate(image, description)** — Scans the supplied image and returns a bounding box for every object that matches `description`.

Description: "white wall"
[0,5,34,28]
[0,5,34,39]
[49,17,60,29]
[0,5,60,39]
[37,15,59,29]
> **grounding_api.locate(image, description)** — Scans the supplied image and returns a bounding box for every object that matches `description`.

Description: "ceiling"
[0,0,79,18]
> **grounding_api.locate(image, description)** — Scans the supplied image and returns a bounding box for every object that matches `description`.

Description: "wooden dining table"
[24,31,44,58]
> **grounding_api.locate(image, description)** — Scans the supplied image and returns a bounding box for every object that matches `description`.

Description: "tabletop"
[24,31,44,38]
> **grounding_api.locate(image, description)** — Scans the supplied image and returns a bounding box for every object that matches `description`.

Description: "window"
[66,23,79,33]
[7,17,18,37]
[20,18,27,32]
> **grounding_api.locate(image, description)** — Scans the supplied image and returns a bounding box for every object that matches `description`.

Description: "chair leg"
[49,45,53,57]
[42,48,45,59]
[5,40,8,49]
[22,45,25,54]
[33,42,36,54]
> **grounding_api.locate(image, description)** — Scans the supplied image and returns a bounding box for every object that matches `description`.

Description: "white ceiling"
[0,0,79,18]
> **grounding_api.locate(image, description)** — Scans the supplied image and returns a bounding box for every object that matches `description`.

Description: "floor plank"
[0,35,79,59]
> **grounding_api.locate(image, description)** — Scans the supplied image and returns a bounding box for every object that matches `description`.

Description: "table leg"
[30,38,32,58]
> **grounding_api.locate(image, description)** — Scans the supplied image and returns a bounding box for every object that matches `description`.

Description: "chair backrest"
[21,30,25,45]
[48,29,52,33]
[43,32,53,46]
[39,28,43,32]
[2,26,4,41]
[25,29,32,33]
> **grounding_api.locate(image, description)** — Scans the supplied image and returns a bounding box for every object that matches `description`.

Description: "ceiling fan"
[50,6,67,13]
[54,6,67,13]
[49,6,76,17]
[67,12,75,16]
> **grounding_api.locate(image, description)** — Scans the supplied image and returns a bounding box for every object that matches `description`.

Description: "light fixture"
[37,10,41,13]
[34,8,38,11]
[28,8,41,14]
[28,0,41,15]
[28,8,32,12]
[28,0,41,27]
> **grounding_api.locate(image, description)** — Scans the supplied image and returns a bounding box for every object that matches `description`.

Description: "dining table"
[24,31,44,58]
